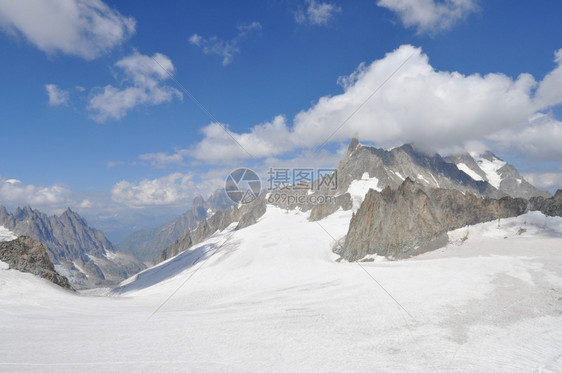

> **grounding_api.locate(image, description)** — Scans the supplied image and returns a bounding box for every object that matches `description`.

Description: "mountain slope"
[105,206,562,372]
[0,206,144,289]
[118,189,233,264]
[445,150,550,199]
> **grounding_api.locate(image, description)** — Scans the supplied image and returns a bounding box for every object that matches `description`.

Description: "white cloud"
[489,113,562,161]
[78,199,94,208]
[189,22,261,66]
[87,51,182,121]
[523,170,562,192]
[189,115,294,163]
[0,0,135,59]
[139,149,190,168]
[377,0,478,34]
[111,173,200,208]
[535,49,562,109]
[187,44,562,164]
[294,0,341,26]
[0,177,72,211]
[45,84,69,106]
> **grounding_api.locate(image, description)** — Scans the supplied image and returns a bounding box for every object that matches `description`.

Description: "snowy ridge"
[0,225,16,242]
[457,162,484,181]
[470,152,506,188]
[347,172,382,211]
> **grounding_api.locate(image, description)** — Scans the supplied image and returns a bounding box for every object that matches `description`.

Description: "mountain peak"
[346,137,360,156]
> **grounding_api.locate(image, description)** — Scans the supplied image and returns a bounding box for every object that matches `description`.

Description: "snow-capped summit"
[0,205,144,289]
[445,150,550,199]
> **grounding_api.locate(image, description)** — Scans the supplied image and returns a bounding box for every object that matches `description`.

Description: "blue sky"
[1,0,561,239]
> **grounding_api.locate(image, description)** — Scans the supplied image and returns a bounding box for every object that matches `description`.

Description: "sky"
[0,0,561,240]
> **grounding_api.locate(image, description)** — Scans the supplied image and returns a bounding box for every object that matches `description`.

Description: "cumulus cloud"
[87,51,182,121]
[0,177,72,211]
[377,0,478,34]
[523,170,562,192]
[535,49,562,109]
[45,84,69,106]
[489,113,562,161]
[186,44,562,164]
[294,0,341,26]
[189,22,261,66]
[111,172,201,208]
[0,0,135,59]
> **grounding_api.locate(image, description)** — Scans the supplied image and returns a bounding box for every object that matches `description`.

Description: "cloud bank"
[111,172,209,208]
[167,45,561,164]
[0,177,72,212]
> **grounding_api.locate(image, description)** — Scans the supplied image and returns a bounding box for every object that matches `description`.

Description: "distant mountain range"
[1,141,555,289]
[0,206,144,289]
[152,140,555,264]
[118,189,233,264]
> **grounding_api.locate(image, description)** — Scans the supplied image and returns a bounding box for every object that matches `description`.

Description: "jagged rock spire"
[346,137,359,156]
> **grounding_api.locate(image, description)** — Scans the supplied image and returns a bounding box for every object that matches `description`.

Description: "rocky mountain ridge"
[340,178,562,261]
[119,189,233,264]
[158,193,266,263]
[0,206,144,289]
[155,140,553,265]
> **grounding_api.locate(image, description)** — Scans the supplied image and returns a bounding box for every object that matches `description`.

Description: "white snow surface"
[471,153,506,189]
[0,225,17,242]
[457,162,484,181]
[1,208,562,372]
[347,172,382,211]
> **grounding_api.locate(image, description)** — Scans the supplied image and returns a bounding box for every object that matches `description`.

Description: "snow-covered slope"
[0,225,16,242]
[1,207,561,372]
[346,172,382,211]
[471,151,506,189]
[446,150,550,199]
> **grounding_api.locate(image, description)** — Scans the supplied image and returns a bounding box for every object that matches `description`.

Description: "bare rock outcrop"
[341,179,528,261]
[529,190,562,217]
[0,236,73,290]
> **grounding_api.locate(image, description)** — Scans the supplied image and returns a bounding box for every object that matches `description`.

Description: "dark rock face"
[236,198,267,229]
[309,194,352,221]
[0,236,73,290]
[119,189,233,264]
[341,179,528,261]
[529,190,562,217]
[0,206,144,289]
